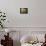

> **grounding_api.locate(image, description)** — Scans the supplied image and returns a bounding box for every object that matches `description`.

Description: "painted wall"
[0,0,46,27]
[0,0,31,27]
[0,0,46,46]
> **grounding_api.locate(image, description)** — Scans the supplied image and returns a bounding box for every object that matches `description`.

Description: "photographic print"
[20,8,28,14]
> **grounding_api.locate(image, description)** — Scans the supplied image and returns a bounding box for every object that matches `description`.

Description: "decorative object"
[20,8,28,14]
[1,31,13,46]
[0,10,6,28]
[5,29,10,33]
[5,29,10,36]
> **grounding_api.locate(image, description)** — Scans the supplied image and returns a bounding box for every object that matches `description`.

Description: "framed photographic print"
[20,8,28,14]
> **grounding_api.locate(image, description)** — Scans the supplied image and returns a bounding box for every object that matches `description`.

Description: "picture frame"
[20,8,28,14]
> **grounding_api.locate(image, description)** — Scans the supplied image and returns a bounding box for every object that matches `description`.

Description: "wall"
[0,0,31,27]
[31,0,46,27]
[0,0,46,46]
[0,0,46,27]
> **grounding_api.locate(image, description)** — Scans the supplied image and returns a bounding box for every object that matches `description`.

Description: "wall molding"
[1,26,46,28]
[0,27,46,32]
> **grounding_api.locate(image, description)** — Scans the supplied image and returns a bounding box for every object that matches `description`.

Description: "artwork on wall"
[20,8,28,14]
